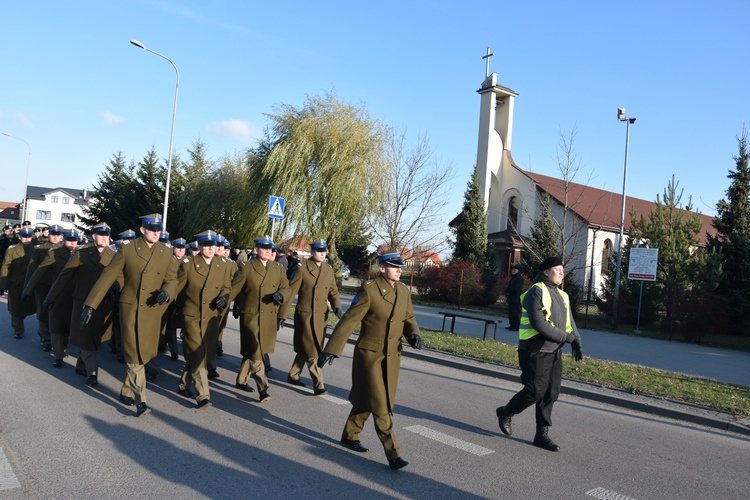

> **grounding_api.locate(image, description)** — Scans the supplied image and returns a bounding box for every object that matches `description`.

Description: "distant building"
[0,201,21,226]
[23,186,90,229]
[375,245,443,268]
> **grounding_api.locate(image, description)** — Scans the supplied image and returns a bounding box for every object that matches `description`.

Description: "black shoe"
[533,427,560,452]
[496,406,512,436]
[52,359,63,368]
[258,390,271,403]
[136,402,151,417]
[265,366,273,373]
[388,457,409,470]
[505,326,513,330]
[314,388,327,396]
[216,347,223,357]
[197,399,212,409]
[178,388,195,399]
[85,376,98,387]
[117,355,125,364]
[235,382,255,393]
[287,377,306,387]
[42,344,52,352]
[14,333,23,339]
[208,369,220,379]
[340,438,368,453]
[147,370,158,381]
[119,394,135,406]
[75,368,87,376]
[170,354,179,361]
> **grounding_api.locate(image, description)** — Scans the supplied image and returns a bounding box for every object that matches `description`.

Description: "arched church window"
[601,239,613,275]
[507,196,519,231]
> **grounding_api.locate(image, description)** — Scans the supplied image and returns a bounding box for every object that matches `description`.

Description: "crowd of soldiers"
[1,214,422,470]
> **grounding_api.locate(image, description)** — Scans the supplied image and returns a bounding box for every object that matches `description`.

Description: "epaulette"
[122,239,131,245]
[164,242,172,248]
[397,281,409,290]
[220,257,226,263]
[183,258,190,263]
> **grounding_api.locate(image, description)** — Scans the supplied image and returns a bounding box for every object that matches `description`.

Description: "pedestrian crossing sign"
[268,195,285,220]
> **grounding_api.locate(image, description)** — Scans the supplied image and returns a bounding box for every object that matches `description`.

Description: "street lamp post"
[2,132,31,223]
[612,108,636,328]
[130,39,179,232]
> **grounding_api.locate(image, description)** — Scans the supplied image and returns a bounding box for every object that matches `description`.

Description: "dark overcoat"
[176,255,233,369]
[84,236,179,364]
[24,246,76,336]
[323,276,420,414]
[24,242,55,322]
[231,258,290,359]
[0,243,35,317]
[48,245,117,350]
[279,259,341,359]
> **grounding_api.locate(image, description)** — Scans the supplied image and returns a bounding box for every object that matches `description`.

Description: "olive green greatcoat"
[48,245,118,351]
[84,237,179,364]
[323,276,420,415]
[176,255,233,369]
[24,246,76,336]
[0,243,36,317]
[231,258,290,359]
[279,259,341,359]
[24,242,56,323]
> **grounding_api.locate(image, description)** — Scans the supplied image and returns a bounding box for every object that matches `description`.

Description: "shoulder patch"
[122,239,130,245]
[183,258,190,263]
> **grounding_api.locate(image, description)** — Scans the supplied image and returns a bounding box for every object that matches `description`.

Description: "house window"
[37,210,52,220]
[601,239,613,275]
[506,196,519,231]
[61,213,75,223]
[62,197,70,204]
[51,195,59,203]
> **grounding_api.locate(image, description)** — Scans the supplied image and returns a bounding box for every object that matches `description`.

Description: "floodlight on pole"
[2,132,31,223]
[612,108,636,328]
[130,39,179,232]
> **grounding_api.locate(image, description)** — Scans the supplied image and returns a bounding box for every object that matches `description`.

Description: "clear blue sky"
[2,1,748,235]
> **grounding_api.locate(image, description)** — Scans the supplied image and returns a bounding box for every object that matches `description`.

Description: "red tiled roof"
[516,165,716,245]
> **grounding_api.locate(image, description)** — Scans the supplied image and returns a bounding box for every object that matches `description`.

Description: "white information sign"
[628,247,658,281]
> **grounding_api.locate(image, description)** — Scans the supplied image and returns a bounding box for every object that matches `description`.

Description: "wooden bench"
[439,311,503,340]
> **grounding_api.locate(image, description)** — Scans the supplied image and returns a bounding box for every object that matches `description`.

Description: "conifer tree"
[451,165,486,265]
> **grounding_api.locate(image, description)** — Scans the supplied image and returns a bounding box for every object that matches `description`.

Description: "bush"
[417,261,485,305]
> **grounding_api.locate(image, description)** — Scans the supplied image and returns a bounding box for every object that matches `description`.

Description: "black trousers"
[508,296,522,329]
[505,348,562,427]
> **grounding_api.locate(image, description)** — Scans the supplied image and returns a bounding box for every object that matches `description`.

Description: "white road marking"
[586,487,636,500]
[403,425,495,456]
[0,447,21,491]
[318,392,349,405]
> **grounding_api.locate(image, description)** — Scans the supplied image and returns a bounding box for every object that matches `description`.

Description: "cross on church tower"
[482,47,494,78]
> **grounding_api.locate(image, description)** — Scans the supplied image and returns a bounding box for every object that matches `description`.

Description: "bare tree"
[369,129,454,255]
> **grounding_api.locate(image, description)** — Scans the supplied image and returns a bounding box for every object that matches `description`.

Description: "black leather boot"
[533,426,560,451]
[496,406,512,436]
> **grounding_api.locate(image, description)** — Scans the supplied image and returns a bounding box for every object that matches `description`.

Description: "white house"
[474,73,715,298]
[24,185,90,229]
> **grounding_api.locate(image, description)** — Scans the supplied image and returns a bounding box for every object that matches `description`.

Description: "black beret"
[539,257,563,271]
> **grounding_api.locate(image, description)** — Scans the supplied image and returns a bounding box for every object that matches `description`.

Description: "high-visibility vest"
[518,282,573,340]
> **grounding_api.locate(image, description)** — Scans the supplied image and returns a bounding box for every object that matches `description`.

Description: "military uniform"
[23,224,64,348]
[231,239,290,397]
[84,228,179,410]
[24,242,80,366]
[323,268,420,465]
[279,255,341,392]
[48,238,117,383]
[176,247,233,406]
[0,230,36,337]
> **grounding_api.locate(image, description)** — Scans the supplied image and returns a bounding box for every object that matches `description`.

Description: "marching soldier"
[1,227,36,338]
[22,224,64,351]
[318,253,422,471]
[47,223,117,387]
[109,229,137,362]
[230,235,290,402]
[81,214,179,417]
[24,229,81,369]
[160,237,187,362]
[175,230,233,408]
[278,239,341,395]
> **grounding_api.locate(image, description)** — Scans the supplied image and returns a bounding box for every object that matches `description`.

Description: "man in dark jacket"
[504,264,524,331]
[495,257,583,452]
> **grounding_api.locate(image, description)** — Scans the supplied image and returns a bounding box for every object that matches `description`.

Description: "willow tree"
[258,90,388,272]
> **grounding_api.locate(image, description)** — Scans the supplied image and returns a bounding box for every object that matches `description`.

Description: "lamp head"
[130,39,146,49]
[617,108,626,121]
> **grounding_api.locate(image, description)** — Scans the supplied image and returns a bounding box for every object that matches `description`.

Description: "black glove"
[42,299,53,312]
[565,333,576,344]
[215,295,227,312]
[408,334,423,350]
[317,353,335,368]
[271,292,284,304]
[277,318,284,331]
[0,289,5,296]
[79,306,94,328]
[573,347,583,362]
[106,282,120,298]
[155,289,169,305]
[232,305,240,319]
[333,307,343,319]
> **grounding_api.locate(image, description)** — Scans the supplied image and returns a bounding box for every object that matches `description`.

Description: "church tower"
[476,72,518,234]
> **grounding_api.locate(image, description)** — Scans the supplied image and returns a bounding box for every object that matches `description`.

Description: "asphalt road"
[1,304,749,499]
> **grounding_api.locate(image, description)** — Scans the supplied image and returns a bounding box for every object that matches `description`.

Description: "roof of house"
[512,157,716,245]
[26,186,88,205]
